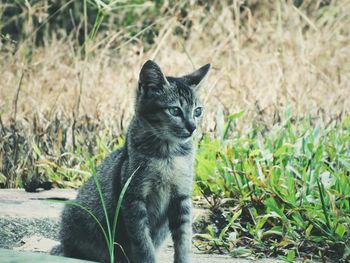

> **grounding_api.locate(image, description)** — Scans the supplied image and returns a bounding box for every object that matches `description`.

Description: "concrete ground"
[0,189,285,263]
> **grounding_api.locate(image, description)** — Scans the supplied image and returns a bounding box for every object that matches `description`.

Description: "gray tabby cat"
[56,60,210,263]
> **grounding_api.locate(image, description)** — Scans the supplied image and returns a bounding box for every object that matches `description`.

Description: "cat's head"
[135,60,210,143]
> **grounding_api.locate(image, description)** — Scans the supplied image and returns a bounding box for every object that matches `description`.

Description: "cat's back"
[61,148,124,221]
[77,148,123,201]
[61,150,123,226]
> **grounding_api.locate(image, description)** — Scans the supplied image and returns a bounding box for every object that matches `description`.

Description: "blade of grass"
[49,200,109,247]
[111,165,140,263]
[88,159,113,252]
[316,178,331,230]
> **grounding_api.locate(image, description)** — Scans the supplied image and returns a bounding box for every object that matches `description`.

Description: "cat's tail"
[50,244,64,256]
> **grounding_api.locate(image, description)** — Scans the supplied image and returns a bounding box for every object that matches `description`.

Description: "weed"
[53,158,138,263]
[194,111,350,261]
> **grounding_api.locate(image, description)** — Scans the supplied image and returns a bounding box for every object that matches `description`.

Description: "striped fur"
[56,60,210,263]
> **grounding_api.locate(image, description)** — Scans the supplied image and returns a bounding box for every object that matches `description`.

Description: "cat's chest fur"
[147,155,193,192]
[141,154,194,217]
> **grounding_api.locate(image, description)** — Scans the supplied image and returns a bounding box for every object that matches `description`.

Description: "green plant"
[194,111,350,261]
[53,158,138,263]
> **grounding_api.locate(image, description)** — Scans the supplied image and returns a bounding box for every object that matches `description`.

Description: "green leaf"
[274,143,294,157]
[219,209,242,240]
[305,224,313,238]
[286,250,296,262]
[249,149,261,157]
[207,224,215,237]
[335,224,346,238]
[222,111,244,140]
[263,226,283,237]
[265,197,286,220]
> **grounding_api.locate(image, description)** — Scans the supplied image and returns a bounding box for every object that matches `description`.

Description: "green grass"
[194,110,350,261]
[52,158,137,263]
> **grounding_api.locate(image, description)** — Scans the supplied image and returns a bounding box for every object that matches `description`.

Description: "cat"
[54,60,210,263]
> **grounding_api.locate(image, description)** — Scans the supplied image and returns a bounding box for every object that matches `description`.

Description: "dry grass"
[1,1,349,133]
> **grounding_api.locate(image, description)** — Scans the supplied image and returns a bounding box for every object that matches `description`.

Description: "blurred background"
[1,0,349,128]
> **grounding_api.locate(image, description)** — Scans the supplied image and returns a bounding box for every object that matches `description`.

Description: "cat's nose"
[185,121,196,134]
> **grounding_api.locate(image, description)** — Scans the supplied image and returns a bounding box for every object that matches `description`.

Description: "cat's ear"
[182,64,211,89]
[139,60,169,92]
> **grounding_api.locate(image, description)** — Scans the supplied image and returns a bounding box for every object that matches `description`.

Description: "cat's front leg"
[122,198,156,263]
[169,195,192,263]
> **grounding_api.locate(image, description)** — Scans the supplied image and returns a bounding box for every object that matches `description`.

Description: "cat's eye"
[194,107,203,117]
[169,107,182,117]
